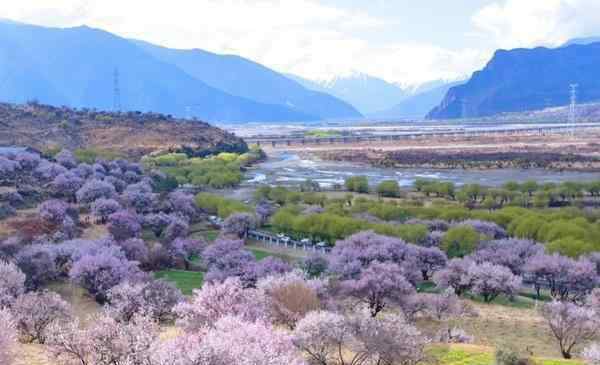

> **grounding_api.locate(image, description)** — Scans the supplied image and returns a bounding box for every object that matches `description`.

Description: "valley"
[4,4,600,365]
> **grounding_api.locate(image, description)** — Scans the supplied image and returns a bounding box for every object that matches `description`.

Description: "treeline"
[195,193,251,218]
[271,205,427,244]
[142,147,264,189]
[249,184,600,257]
[414,178,600,209]
[345,175,600,208]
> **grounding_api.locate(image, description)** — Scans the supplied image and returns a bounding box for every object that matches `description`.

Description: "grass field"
[189,228,220,242]
[452,303,572,359]
[250,247,272,260]
[154,270,203,295]
[426,344,583,365]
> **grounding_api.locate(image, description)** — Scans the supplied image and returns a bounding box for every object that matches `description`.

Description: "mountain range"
[288,72,408,115]
[0,20,361,123]
[373,80,464,119]
[562,37,600,47]
[6,19,599,123]
[427,40,600,119]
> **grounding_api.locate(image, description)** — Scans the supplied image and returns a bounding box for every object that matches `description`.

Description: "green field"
[427,344,583,365]
[250,247,273,260]
[154,270,203,295]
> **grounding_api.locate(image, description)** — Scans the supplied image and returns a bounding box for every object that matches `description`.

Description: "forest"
[1,148,600,365]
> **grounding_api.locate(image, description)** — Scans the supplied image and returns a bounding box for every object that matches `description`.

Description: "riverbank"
[259,129,600,172]
[242,151,600,189]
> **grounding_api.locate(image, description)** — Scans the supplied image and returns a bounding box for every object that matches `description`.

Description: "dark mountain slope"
[427,43,600,119]
[0,21,313,123]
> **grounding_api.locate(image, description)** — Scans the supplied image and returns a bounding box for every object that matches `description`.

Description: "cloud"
[0,0,490,85]
[472,0,600,49]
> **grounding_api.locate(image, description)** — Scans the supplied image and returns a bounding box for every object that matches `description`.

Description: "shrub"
[258,272,321,329]
[495,344,534,365]
[69,247,142,303]
[107,279,183,323]
[76,179,116,204]
[163,216,189,243]
[12,291,73,344]
[345,176,369,193]
[107,210,142,242]
[174,277,270,332]
[55,149,77,169]
[376,180,401,198]
[0,261,26,308]
[0,309,16,365]
[195,193,250,218]
[39,199,70,226]
[46,313,158,365]
[16,245,58,289]
[91,198,122,224]
[293,310,426,365]
[300,253,329,277]
[441,225,480,258]
[541,301,600,359]
[468,262,522,303]
[222,213,256,238]
[51,172,84,201]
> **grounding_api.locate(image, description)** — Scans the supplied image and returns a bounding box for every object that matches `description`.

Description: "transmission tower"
[113,68,121,112]
[569,83,578,135]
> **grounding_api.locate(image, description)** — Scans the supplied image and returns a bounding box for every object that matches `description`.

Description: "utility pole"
[569,84,578,136]
[113,68,121,112]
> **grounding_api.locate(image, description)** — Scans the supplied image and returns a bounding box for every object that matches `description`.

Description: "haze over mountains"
[374,81,464,119]
[3,19,600,123]
[288,72,464,118]
[0,20,361,123]
[288,72,408,115]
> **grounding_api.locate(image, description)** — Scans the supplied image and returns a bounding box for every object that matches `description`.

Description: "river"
[243,151,600,189]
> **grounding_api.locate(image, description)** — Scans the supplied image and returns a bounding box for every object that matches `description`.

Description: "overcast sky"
[3,0,600,86]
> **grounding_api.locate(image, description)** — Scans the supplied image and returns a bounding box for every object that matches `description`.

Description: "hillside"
[134,41,362,120]
[0,21,316,123]
[0,102,247,158]
[427,42,600,119]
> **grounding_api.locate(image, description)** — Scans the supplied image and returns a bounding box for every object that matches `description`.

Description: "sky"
[3,0,600,87]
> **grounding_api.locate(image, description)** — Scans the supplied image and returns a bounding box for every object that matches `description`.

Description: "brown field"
[262,129,600,155]
[260,129,600,171]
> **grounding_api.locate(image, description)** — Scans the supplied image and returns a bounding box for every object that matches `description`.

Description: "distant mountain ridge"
[373,80,464,119]
[0,20,361,123]
[287,72,407,115]
[427,42,600,119]
[562,36,600,47]
[133,40,361,121]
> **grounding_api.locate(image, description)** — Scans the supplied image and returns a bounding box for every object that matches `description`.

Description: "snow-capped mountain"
[287,71,408,115]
